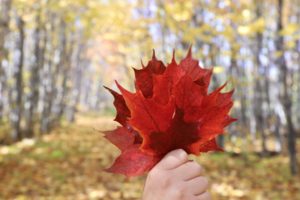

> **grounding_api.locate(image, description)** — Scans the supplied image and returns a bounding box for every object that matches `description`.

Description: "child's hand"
[142,149,211,200]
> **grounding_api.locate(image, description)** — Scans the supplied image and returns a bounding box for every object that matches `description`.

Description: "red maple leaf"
[104,48,236,177]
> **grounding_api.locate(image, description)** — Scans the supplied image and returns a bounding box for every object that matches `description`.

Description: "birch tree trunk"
[66,42,84,122]
[0,0,11,122]
[40,14,54,133]
[25,11,42,137]
[10,16,25,141]
[253,1,267,155]
[276,0,298,175]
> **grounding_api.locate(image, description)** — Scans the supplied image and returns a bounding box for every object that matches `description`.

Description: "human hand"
[142,149,211,200]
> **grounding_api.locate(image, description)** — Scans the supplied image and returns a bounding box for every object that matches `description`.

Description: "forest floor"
[0,115,299,200]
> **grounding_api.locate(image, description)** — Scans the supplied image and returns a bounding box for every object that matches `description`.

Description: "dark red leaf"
[106,145,160,177]
[198,138,223,153]
[104,86,130,126]
[134,50,165,98]
[104,127,135,151]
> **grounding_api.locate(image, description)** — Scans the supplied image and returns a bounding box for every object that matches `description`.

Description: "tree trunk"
[254,1,267,155]
[297,38,300,128]
[55,21,70,121]
[25,10,42,137]
[229,47,247,135]
[10,16,25,141]
[66,42,85,122]
[276,0,298,175]
[296,4,300,129]
[274,114,283,152]
[0,0,11,122]
[40,15,54,133]
[156,0,167,59]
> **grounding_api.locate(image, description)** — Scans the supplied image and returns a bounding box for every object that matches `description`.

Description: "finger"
[173,161,204,180]
[155,149,188,170]
[186,176,209,195]
[196,191,211,200]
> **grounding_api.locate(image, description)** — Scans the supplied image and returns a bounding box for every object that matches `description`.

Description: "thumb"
[155,149,188,170]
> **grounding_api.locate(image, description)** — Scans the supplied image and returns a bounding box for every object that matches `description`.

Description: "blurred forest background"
[0,0,300,199]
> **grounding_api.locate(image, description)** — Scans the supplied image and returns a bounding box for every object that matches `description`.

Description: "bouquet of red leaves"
[104,48,236,177]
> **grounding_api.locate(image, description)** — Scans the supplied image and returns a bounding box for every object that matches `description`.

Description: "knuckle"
[200,191,211,200]
[201,177,209,189]
[192,162,203,173]
[207,192,212,200]
[161,176,172,188]
[148,168,159,179]
[148,169,172,189]
[186,161,202,173]
[172,186,185,199]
